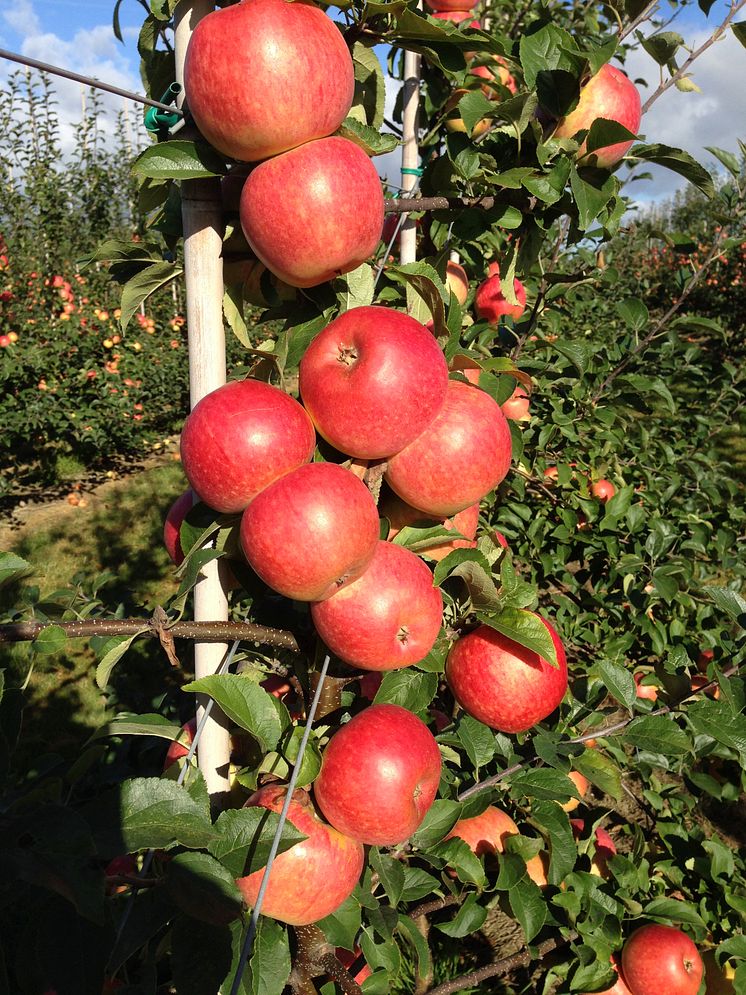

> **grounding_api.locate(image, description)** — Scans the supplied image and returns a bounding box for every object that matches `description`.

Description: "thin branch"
[409,895,461,920]
[384,195,519,214]
[0,617,300,652]
[641,0,746,115]
[457,664,740,801]
[618,0,659,42]
[423,933,574,995]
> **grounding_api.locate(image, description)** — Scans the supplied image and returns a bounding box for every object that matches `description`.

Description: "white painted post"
[174,0,232,799]
[400,41,421,266]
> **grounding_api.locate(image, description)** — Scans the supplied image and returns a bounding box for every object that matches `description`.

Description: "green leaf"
[374,670,438,715]
[337,263,375,312]
[352,41,387,128]
[105,777,216,851]
[132,140,227,180]
[172,917,234,995]
[570,166,616,229]
[457,715,496,771]
[703,586,746,627]
[386,262,448,336]
[435,893,487,937]
[629,144,715,197]
[686,700,746,763]
[396,914,432,981]
[458,89,495,133]
[249,917,292,995]
[119,260,182,330]
[209,807,307,878]
[615,297,649,331]
[624,715,691,755]
[732,21,746,49]
[554,340,592,375]
[640,31,684,65]
[530,800,576,886]
[0,551,30,587]
[260,726,322,787]
[477,608,559,667]
[182,675,289,752]
[95,633,143,689]
[31,623,66,655]
[410,800,462,849]
[598,659,637,711]
[574,748,623,801]
[337,117,399,156]
[509,876,547,941]
[224,285,251,349]
[317,895,362,949]
[166,852,244,925]
[644,897,705,928]
[509,768,577,802]
[370,850,406,907]
[93,714,183,742]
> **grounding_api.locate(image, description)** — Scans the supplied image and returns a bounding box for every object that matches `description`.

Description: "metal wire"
[0,47,184,115]
[228,654,331,995]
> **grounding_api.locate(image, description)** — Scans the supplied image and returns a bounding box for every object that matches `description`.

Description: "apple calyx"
[338,345,359,366]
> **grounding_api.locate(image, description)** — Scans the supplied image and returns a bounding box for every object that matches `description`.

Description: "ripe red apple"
[470,58,517,97]
[445,616,568,733]
[433,10,481,24]
[445,805,519,856]
[240,462,379,601]
[163,489,194,566]
[621,924,703,995]
[445,260,469,304]
[424,0,476,10]
[183,0,354,162]
[561,770,590,813]
[385,380,513,517]
[590,826,617,879]
[359,670,383,701]
[380,490,479,561]
[235,785,364,925]
[180,379,316,514]
[634,672,659,702]
[240,137,384,288]
[592,478,616,502]
[475,268,527,323]
[501,387,531,421]
[0,334,10,347]
[311,541,444,671]
[314,703,442,845]
[298,306,448,458]
[552,63,641,169]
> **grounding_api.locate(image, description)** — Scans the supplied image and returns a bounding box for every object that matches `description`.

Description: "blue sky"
[1,0,744,203]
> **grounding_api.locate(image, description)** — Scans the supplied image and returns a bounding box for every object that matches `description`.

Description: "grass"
[0,459,192,765]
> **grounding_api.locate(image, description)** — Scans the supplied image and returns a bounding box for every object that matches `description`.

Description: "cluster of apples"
[183,0,383,288]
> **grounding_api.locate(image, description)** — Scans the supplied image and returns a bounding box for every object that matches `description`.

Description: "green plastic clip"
[144,83,183,136]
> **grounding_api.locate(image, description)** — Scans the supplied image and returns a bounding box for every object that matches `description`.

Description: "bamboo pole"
[400,38,421,266]
[174,0,232,800]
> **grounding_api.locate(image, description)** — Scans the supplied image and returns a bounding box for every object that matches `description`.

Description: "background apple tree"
[0,0,745,992]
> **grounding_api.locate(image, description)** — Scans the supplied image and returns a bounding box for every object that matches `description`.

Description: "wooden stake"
[174,0,232,801]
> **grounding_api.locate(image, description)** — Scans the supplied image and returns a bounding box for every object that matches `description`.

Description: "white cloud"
[2,0,41,37]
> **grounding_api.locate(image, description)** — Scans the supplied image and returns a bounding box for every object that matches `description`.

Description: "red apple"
[235,785,364,925]
[592,478,616,502]
[445,616,568,733]
[380,490,479,562]
[501,387,531,421]
[385,380,512,517]
[298,306,449,458]
[561,770,590,812]
[359,671,383,701]
[526,851,550,887]
[621,924,703,995]
[470,57,517,97]
[183,0,354,162]
[313,703,442,845]
[697,648,715,671]
[163,489,194,566]
[445,805,519,856]
[240,137,384,288]
[240,462,380,601]
[475,268,527,323]
[552,63,641,169]
[634,672,659,702]
[105,854,138,895]
[180,379,316,514]
[445,260,469,305]
[163,718,198,770]
[424,0,476,10]
[0,335,10,347]
[590,826,617,879]
[311,541,444,671]
[494,530,510,549]
[433,10,481,24]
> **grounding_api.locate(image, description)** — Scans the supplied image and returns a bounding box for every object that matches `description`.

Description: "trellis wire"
[229,654,331,995]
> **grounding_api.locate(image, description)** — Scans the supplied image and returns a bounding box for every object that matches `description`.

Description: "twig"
[384,194,520,214]
[409,895,462,920]
[423,933,574,995]
[618,0,659,42]
[641,0,746,115]
[0,617,300,652]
